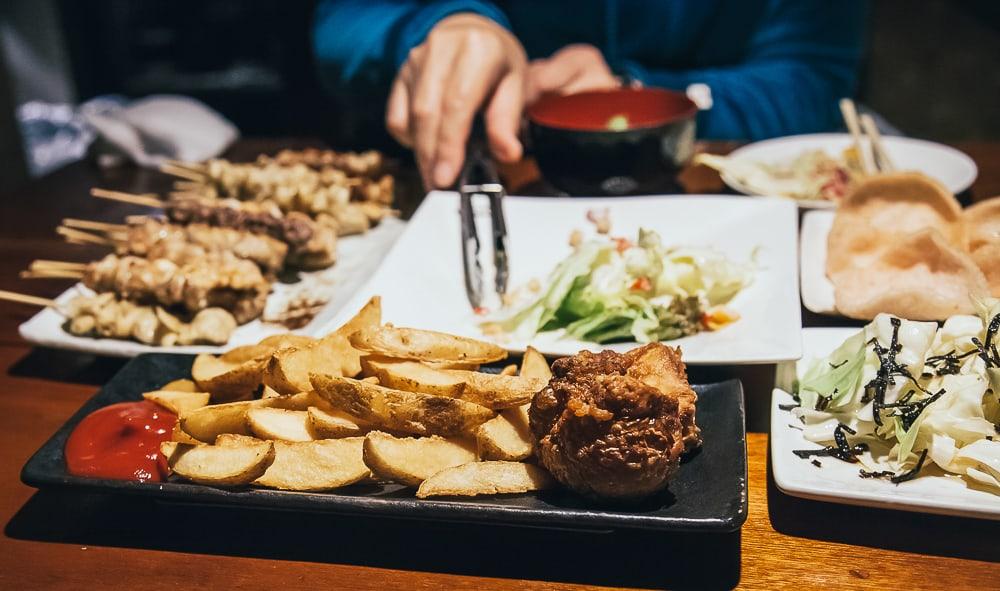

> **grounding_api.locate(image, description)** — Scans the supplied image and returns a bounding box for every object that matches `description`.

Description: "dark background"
[1,0,998,192]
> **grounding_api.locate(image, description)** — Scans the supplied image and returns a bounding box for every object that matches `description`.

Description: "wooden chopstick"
[860,114,895,173]
[839,98,877,174]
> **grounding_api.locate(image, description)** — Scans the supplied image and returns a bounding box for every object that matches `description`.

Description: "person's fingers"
[561,70,619,96]
[411,39,456,185]
[385,69,412,147]
[432,36,505,187]
[526,57,579,100]
[484,70,524,163]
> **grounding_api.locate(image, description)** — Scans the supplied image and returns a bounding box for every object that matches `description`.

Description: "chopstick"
[839,98,877,174]
[860,114,895,172]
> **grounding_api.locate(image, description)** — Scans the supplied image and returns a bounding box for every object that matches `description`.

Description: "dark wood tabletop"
[1,140,998,590]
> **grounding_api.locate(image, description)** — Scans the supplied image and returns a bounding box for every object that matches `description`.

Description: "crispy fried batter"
[529,344,699,501]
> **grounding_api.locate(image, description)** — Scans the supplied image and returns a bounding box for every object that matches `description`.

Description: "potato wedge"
[215,433,263,446]
[246,407,314,442]
[160,378,199,392]
[254,438,370,491]
[334,296,382,339]
[475,406,533,461]
[307,406,367,438]
[311,374,495,436]
[171,423,202,445]
[179,399,265,442]
[263,333,363,395]
[499,364,517,376]
[161,441,275,486]
[261,385,282,399]
[424,360,481,371]
[442,370,547,410]
[349,326,507,364]
[257,333,317,350]
[143,390,210,415]
[362,431,477,487]
[360,357,466,397]
[219,344,274,364]
[191,354,265,402]
[416,461,554,498]
[520,346,552,381]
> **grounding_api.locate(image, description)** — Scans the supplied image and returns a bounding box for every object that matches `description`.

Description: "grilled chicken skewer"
[24,254,269,324]
[253,148,384,176]
[91,189,341,265]
[162,159,395,227]
[0,290,236,346]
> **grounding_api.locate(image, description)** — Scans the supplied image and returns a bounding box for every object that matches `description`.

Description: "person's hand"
[526,44,620,104]
[386,13,527,189]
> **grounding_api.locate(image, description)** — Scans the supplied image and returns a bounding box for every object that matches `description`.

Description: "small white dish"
[325,192,803,364]
[799,210,837,316]
[18,218,406,357]
[771,327,1000,521]
[723,133,978,209]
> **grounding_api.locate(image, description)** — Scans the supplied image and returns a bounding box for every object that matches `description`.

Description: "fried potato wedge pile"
[143,296,557,497]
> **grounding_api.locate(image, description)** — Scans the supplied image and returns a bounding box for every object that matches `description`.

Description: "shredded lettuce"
[486,229,752,344]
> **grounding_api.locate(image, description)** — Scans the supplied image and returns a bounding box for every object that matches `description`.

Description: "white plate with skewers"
[697,133,977,209]
[14,218,405,357]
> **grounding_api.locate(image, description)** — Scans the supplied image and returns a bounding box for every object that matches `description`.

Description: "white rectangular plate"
[18,219,406,357]
[324,192,802,364]
[771,327,1000,520]
[799,210,837,316]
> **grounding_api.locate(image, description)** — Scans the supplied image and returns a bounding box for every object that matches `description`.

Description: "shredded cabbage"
[485,229,753,344]
[789,301,1000,491]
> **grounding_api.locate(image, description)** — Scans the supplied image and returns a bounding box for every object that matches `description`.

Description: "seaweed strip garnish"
[793,424,868,462]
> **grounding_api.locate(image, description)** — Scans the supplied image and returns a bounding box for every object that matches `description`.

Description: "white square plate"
[324,192,802,364]
[771,327,1000,520]
[18,219,406,357]
[799,210,837,315]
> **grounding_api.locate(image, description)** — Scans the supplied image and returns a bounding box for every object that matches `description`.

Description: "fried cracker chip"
[831,228,990,320]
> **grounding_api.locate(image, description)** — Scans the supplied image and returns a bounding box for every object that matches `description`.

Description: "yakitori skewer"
[23,253,269,324]
[0,289,235,345]
[91,188,344,254]
[161,158,395,222]
[255,148,385,177]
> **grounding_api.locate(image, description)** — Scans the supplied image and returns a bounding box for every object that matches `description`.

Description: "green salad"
[483,229,753,344]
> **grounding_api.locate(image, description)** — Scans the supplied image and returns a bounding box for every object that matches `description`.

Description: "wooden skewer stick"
[62,218,126,232]
[174,181,202,190]
[21,269,84,279]
[860,114,895,173]
[839,98,877,175]
[164,159,206,171]
[56,226,116,246]
[30,259,88,270]
[91,188,163,208]
[0,289,56,307]
[160,164,206,182]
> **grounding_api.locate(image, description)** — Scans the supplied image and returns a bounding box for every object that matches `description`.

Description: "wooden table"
[1,141,998,591]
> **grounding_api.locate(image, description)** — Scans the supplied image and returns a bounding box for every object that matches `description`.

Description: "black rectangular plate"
[22,354,747,533]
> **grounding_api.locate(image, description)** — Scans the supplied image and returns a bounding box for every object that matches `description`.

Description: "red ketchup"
[65,401,177,482]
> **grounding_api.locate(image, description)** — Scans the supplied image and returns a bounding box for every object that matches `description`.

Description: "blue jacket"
[313,1,868,140]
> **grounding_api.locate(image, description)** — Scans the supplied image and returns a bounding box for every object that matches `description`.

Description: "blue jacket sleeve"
[312,0,510,95]
[619,1,867,140]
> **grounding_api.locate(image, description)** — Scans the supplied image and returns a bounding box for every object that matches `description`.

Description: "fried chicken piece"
[529,344,700,501]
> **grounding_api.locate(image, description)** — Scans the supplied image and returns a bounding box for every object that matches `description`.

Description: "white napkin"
[83,94,239,167]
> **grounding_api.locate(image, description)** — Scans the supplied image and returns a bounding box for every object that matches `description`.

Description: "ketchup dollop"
[65,401,177,482]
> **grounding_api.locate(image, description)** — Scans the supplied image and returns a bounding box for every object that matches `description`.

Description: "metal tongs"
[458,126,508,310]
